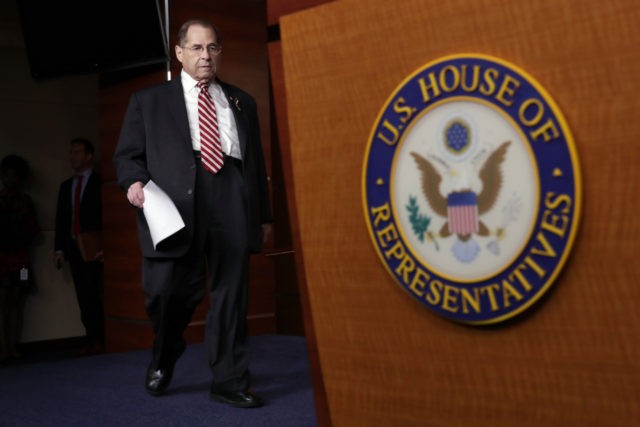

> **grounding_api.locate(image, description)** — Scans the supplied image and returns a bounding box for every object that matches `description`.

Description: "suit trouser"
[143,157,250,392]
[67,241,105,345]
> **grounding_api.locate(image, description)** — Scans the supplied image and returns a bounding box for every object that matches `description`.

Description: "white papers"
[142,180,185,249]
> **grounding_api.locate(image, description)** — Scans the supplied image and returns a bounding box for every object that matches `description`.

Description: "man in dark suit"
[54,138,105,355]
[113,19,272,408]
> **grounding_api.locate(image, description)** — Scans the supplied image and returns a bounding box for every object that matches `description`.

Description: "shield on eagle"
[447,191,479,235]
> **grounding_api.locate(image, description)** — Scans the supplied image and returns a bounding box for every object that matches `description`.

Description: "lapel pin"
[229,96,242,111]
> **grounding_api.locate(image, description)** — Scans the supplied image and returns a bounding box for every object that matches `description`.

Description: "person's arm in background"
[113,92,151,208]
[53,183,66,269]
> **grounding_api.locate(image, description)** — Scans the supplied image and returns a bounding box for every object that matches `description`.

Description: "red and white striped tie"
[197,81,224,173]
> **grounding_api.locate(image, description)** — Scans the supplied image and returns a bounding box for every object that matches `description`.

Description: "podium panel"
[279,0,640,425]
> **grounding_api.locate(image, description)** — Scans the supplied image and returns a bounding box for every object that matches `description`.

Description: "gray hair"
[177,19,222,47]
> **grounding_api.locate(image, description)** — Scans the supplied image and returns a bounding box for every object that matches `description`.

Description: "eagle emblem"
[410,138,512,263]
[363,54,581,324]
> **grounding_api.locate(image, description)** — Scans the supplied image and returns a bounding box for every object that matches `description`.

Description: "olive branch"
[406,196,431,243]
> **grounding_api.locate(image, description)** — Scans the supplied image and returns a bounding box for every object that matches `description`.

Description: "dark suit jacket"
[113,77,272,258]
[54,171,102,255]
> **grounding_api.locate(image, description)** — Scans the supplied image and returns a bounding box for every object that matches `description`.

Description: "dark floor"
[0,334,317,426]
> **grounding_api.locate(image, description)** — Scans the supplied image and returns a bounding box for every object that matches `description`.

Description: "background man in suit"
[54,138,104,356]
[113,19,272,408]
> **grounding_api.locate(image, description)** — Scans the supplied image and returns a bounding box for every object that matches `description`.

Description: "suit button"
[187,189,193,195]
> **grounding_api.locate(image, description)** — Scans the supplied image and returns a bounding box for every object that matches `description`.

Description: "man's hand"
[127,181,145,208]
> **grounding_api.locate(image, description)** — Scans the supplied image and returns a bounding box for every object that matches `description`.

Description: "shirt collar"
[181,70,200,92]
[76,169,92,179]
[181,70,219,93]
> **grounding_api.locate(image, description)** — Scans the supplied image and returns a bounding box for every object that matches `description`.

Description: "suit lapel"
[63,178,73,206]
[219,81,248,156]
[167,78,192,148]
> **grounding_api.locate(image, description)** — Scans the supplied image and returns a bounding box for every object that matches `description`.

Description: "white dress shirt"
[181,70,242,160]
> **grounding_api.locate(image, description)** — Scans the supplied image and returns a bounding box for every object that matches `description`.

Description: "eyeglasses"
[182,44,222,56]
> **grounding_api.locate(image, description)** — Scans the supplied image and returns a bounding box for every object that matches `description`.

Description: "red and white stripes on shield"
[447,191,479,235]
[197,81,224,173]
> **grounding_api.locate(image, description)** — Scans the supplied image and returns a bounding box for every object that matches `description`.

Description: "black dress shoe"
[209,390,263,408]
[145,365,174,396]
[145,341,186,396]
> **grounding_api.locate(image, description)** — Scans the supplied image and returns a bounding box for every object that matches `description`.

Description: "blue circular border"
[362,54,582,324]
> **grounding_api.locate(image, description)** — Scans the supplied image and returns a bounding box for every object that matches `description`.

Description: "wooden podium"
[277,0,640,425]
